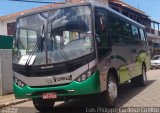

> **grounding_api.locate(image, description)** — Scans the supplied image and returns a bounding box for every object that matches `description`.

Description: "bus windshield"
[13,6,94,66]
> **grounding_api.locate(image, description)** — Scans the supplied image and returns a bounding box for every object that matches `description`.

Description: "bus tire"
[105,73,118,107]
[32,98,55,112]
[131,65,147,87]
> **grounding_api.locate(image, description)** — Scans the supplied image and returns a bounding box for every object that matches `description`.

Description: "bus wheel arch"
[108,68,119,84]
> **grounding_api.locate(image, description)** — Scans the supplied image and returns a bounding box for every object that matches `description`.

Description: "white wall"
[0,22,7,35]
[0,49,13,95]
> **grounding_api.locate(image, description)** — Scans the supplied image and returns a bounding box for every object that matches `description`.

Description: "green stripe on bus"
[110,55,127,63]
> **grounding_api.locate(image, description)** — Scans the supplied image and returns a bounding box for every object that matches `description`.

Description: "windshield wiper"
[56,47,71,71]
[25,24,46,66]
[51,34,70,66]
[58,48,70,62]
[25,36,43,66]
[50,21,70,67]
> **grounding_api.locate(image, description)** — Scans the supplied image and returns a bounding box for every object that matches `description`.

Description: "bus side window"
[131,25,140,45]
[108,15,122,44]
[96,13,107,35]
[140,29,147,44]
[95,8,110,59]
[108,16,121,34]
[121,21,132,44]
[121,22,131,37]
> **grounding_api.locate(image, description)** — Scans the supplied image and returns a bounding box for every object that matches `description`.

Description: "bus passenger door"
[95,8,111,63]
[95,9,111,61]
[95,8,111,91]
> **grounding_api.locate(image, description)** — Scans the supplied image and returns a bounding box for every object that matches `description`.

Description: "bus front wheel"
[104,73,118,107]
[32,98,55,112]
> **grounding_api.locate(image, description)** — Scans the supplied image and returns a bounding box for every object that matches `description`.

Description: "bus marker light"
[67,90,75,93]
[26,93,32,96]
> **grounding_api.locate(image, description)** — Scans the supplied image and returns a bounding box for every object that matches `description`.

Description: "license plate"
[42,93,57,99]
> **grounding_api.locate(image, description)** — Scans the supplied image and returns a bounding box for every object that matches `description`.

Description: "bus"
[12,1,150,111]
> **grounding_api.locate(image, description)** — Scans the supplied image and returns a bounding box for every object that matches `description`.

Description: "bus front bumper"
[13,72,101,99]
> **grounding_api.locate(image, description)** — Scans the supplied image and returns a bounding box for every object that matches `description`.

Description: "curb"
[0,99,30,108]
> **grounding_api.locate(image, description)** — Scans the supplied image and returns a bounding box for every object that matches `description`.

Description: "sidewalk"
[0,94,29,108]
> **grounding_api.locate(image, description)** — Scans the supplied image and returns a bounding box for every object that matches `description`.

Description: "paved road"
[2,69,160,113]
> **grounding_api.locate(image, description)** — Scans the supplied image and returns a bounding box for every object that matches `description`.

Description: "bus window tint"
[95,9,110,59]
[96,12,107,35]
[121,21,132,44]
[108,15,122,43]
[121,21,131,37]
[19,28,37,51]
[132,25,139,39]
[131,25,139,44]
[109,16,121,34]
[19,29,27,50]
[28,30,37,49]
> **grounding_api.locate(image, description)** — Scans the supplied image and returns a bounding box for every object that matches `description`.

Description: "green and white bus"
[13,1,150,111]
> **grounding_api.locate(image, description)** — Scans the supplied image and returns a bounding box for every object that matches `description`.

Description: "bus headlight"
[75,67,96,82]
[14,77,26,88]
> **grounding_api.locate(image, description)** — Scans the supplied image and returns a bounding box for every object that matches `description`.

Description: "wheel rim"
[143,67,147,82]
[108,80,117,102]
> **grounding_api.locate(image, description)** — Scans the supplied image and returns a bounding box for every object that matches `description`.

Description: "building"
[0,0,160,55]
[0,2,65,36]
[147,20,160,55]
[108,0,160,55]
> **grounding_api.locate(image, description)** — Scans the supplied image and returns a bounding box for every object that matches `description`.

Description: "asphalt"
[0,94,29,108]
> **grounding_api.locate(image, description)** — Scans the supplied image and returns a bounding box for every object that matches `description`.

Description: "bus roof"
[17,2,92,19]
[17,1,145,29]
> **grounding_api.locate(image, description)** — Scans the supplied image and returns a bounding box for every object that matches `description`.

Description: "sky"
[0,0,63,16]
[0,0,160,22]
